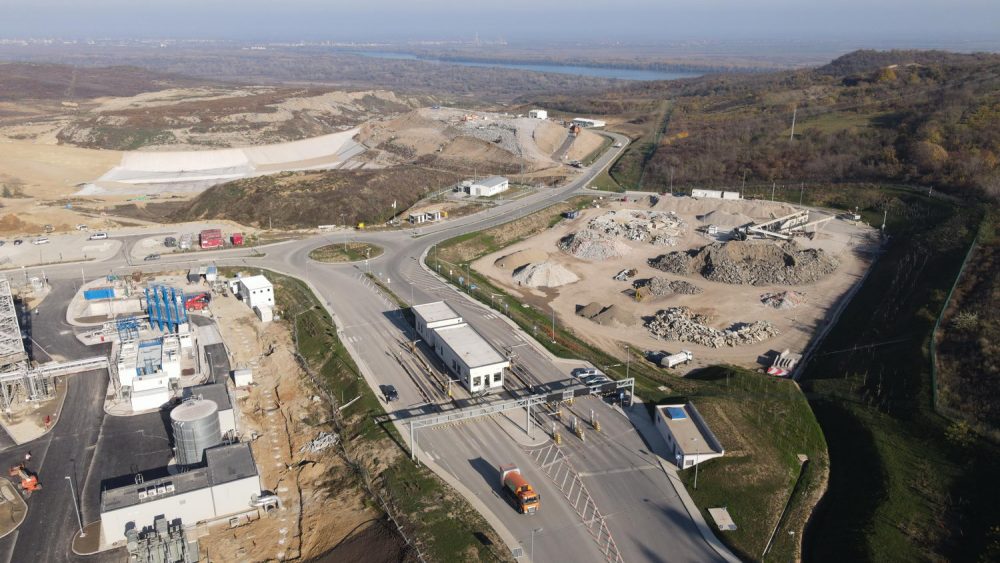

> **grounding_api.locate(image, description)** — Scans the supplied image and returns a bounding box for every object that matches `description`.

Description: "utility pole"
[551,306,556,343]
[771,181,776,201]
[799,182,804,205]
[789,105,797,141]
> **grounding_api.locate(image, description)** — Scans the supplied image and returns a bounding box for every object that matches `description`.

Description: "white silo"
[170,398,222,466]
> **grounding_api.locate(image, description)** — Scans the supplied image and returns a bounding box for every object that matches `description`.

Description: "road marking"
[577,465,660,478]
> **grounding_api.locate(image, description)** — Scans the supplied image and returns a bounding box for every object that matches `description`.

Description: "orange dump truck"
[500,464,540,514]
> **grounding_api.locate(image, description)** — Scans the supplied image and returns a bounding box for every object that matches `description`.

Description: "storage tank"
[171,398,222,466]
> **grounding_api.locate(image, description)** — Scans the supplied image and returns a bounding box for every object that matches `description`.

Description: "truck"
[184,292,211,311]
[9,463,41,497]
[661,350,693,369]
[231,232,244,246]
[179,233,193,250]
[199,228,223,250]
[499,464,540,514]
[767,349,802,377]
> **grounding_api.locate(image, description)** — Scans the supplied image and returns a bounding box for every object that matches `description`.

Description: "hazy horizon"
[2,0,998,46]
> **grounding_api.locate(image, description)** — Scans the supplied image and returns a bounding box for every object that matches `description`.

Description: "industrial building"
[468,176,509,197]
[571,118,606,128]
[413,302,509,393]
[528,109,548,119]
[654,403,725,468]
[118,334,186,412]
[100,442,262,546]
[691,189,741,200]
[409,210,444,224]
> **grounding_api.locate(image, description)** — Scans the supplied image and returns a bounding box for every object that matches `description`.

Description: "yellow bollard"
[594,420,601,432]
[554,432,562,445]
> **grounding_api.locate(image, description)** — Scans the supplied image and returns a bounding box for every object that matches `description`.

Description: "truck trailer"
[499,464,540,514]
[199,229,223,249]
[661,350,693,369]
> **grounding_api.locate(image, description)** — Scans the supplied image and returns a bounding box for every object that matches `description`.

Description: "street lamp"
[691,438,700,490]
[206,351,214,384]
[531,527,543,561]
[624,344,630,380]
[65,475,85,538]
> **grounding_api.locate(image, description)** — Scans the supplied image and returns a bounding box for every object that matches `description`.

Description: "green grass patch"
[309,242,384,263]
[674,367,828,562]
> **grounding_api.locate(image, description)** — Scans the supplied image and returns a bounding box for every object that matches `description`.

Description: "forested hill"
[529,49,1000,199]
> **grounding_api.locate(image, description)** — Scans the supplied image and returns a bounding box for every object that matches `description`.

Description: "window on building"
[685,459,693,467]
[493,372,502,383]
[473,376,481,387]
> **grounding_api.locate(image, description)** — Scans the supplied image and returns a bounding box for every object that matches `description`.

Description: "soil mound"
[697,210,754,228]
[512,261,579,287]
[645,307,779,347]
[760,290,805,309]
[650,241,838,286]
[576,302,635,328]
[495,248,548,270]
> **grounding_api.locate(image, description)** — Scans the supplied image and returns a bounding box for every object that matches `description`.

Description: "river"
[355,51,702,81]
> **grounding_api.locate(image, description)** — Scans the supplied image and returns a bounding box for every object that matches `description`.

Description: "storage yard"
[474,193,880,371]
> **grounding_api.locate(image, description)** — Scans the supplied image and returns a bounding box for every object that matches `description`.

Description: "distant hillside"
[161,166,459,229]
[0,62,204,101]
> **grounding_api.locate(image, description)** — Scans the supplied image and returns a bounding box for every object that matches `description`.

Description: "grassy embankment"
[309,242,384,263]
[223,266,508,562]
[425,197,828,561]
[607,100,671,191]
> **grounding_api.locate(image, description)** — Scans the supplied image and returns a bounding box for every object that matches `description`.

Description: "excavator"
[9,463,41,497]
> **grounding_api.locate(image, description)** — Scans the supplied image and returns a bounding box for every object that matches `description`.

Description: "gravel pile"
[512,261,579,287]
[587,210,684,244]
[650,241,838,286]
[642,277,704,296]
[559,230,631,261]
[645,307,779,348]
[760,291,804,309]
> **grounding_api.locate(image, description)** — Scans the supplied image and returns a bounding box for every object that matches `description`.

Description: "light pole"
[65,476,85,538]
[550,306,556,343]
[624,344,630,380]
[531,527,543,561]
[692,438,700,490]
[207,351,214,383]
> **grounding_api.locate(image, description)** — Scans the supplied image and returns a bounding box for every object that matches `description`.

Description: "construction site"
[474,192,880,374]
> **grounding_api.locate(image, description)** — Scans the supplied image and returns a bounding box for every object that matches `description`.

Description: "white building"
[413,301,508,393]
[469,176,509,197]
[100,443,261,545]
[691,189,741,200]
[654,403,725,468]
[237,275,274,310]
[572,118,606,128]
[232,368,253,387]
[413,301,464,348]
[528,109,548,119]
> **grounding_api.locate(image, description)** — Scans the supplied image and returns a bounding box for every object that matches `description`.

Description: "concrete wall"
[101,487,215,543]
[210,476,261,518]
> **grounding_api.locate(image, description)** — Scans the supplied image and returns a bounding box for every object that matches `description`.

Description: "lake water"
[355,51,702,81]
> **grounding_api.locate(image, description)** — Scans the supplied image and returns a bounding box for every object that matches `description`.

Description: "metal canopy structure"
[406,378,634,462]
[0,279,27,370]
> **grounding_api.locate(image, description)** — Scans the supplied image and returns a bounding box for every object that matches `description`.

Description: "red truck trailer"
[231,232,244,246]
[199,228,223,249]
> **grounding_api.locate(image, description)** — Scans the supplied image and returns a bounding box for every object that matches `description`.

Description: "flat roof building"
[100,442,261,545]
[413,301,508,394]
[469,176,509,197]
[572,118,606,128]
[528,109,548,119]
[236,275,274,321]
[654,402,725,468]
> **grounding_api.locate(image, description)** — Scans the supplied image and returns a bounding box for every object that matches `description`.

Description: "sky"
[1,0,998,44]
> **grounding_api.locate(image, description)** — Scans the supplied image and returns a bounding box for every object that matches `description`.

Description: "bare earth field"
[474,194,879,371]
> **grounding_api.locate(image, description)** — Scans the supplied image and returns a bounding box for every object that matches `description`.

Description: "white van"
[32,237,50,245]
[89,232,108,240]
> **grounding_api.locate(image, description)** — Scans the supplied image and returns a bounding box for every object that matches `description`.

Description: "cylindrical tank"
[170,398,221,466]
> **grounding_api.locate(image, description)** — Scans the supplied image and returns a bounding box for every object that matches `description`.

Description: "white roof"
[433,323,509,369]
[473,176,508,188]
[239,275,272,291]
[413,301,461,324]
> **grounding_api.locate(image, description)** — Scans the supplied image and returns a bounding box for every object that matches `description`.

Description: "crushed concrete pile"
[760,290,804,309]
[645,307,779,348]
[559,230,631,261]
[299,432,339,454]
[512,261,579,287]
[586,210,685,246]
[495,248,548,270]
[577,301,635,328]
[650,241,838,286]
[643,277,704,296]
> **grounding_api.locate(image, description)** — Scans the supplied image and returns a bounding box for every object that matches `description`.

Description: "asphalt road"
[5,133,732,562]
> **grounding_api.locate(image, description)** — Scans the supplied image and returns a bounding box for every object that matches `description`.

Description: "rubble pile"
[760,290,805,309]
[512,261,580,287]
[650,241,838,286]
[559,230,631,261]
[299,432,339,454]
[584,210,685,246]
[458,119,521,154]
[645,307,779,348]
[643,277,704,296]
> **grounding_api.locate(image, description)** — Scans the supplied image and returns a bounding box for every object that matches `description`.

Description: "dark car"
[380,384,399,403]
[164,236,177,247]
[144,254,161,261]
[13,239,23,246]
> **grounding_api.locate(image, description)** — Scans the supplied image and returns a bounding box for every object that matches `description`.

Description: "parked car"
[76,224,88,230]
[572,367,602,380]
[380,384,399,403]
[13,239,23,246]
[89,232,108,240]
[583,374,611,386]
[0,241,5,247]
[143,254,161,261]
[43,224,54,233]
[164,236,177,247]
[32,237,49,245]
